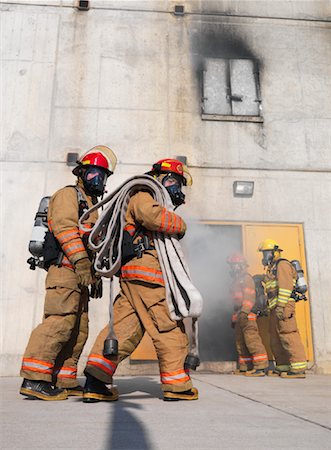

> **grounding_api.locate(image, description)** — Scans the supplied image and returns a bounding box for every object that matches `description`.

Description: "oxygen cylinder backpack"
[274,259,308,301]
[27,187,88,270]
[252,274,268,316]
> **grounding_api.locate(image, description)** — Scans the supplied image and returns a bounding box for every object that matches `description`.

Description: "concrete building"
[1,0,331,376]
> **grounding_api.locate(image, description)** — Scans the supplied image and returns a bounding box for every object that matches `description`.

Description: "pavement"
[1,374,330,450]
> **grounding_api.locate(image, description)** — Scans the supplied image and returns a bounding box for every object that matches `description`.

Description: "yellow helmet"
[258,239,283,252]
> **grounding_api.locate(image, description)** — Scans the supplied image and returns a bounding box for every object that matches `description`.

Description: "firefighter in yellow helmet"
[82,158,198,402]
[227,253,268,377]
[20,146,117,400]
[258,239,307,378]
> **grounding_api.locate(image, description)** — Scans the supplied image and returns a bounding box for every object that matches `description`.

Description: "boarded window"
[202,58,262,120]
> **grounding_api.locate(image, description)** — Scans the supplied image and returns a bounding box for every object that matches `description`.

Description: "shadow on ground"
[104,376,161,450]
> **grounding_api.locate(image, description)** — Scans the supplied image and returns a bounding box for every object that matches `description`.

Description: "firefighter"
[228,253,268,377]
[20,146,117,400]
[82,158,198,402]
[258,239,307,378]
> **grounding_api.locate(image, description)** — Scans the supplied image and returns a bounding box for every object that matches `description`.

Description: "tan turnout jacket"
[48,183,98,269]
[120,191,186,285]
[264,259,296,310]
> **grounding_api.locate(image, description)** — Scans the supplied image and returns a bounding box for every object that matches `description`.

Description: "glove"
[90,276,103,299]
[275,306,285,320]
[75,258,93,286]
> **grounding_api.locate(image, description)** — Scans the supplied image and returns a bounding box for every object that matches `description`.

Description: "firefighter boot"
[20,379,68,401]
[267,370,281,377]
[245,369,265,377]
[83,374,119,403]
[280,371,306,379]
[163,387,199,402]
[66,385,84,397]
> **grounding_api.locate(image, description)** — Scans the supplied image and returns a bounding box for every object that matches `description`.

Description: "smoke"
[182,220,242,361]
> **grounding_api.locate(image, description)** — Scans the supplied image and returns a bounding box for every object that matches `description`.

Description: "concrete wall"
[1,0,331,374]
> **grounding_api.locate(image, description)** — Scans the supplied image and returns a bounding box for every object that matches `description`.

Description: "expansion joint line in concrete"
[193,376,331,432]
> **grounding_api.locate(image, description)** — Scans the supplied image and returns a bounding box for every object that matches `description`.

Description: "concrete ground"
[1,374,330,450]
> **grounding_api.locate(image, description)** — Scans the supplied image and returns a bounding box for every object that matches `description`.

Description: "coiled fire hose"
[79,175,203,369]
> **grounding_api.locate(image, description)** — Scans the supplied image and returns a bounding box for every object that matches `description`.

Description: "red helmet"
[152,158,192,186]
[226,253,248,265]
[73,145,117,176]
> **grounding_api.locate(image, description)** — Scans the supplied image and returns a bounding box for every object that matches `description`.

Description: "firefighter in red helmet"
[82,158,198,402]
[20,146,117,400]
[228,253,268,377]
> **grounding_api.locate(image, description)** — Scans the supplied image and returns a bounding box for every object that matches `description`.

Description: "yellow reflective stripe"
[265,280,277,289]
[291,362,307,369]
[279,288,292,295]
[269,298,278,309]
[278,300,289,305]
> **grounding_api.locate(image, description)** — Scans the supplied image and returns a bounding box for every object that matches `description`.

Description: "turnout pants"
[85,280,192,393]
[235,313,268,371]
[20,266,89,388]
[269,302,307,373]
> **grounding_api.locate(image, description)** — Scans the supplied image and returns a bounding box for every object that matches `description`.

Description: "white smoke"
[182,219,242,361]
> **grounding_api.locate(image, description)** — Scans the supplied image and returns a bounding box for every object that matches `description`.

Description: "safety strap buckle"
[134,235,153,258]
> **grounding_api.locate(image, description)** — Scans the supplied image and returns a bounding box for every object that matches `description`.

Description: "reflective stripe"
[278,287,292,305]
[57,367,77,379]
[291,361,307,370]
[279,288,292,295]
[252,353,268,362]
[63,240,85,256]
[247,313,257,321]
[86,354,117,376]
[61,256,74,270]
[124,224,136,237]
[239,356,252,363]
[121,265,164,285]
[79,224,92,236]
[56,229,80,244]
[160,369,190,385]
[157,209,183,234]
[22,358,53,374]
[269,298,278,309]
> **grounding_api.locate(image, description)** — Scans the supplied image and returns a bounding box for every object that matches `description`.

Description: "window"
[201,58,263,122]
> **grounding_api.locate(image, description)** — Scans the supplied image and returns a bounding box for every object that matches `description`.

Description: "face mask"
[262,250,274,266]
[229,264,244,277]
[82,167,108,196]
[162,174,185,206]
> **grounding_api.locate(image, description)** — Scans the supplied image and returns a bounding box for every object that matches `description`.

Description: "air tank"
[28,196,50,258]
[291,260,308,294]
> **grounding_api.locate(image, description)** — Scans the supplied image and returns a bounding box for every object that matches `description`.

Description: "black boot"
[281,371,306,379]
[163,387,199,402]
[83,373,119,403]
[65,385,84,397]
[20,379,68,401]
[245,369,266,377]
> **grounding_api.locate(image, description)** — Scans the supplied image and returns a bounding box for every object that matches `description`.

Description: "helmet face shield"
[262,250,274,266]
[82,167,108,196]
[161,173,185,206]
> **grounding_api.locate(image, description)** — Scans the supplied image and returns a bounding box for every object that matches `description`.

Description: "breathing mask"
[262,250,274,267]
[162,173,185,207]
[82,167,108,197]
